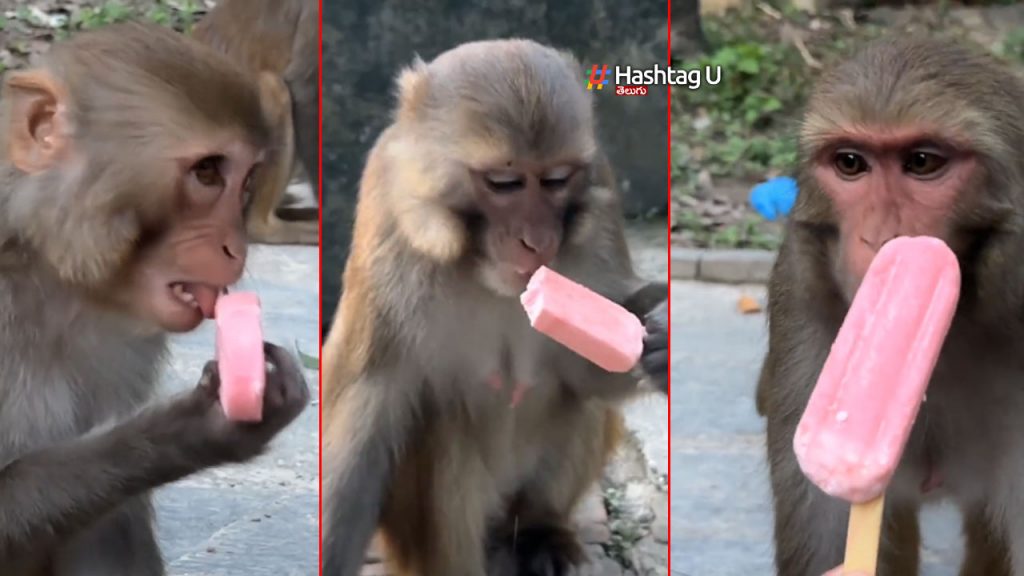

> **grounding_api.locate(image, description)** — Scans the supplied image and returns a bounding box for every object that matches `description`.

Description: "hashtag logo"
[586,64,609,90]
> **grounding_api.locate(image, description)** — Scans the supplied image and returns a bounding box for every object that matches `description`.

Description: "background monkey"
[0,22,309,573]
[193,0,319,245]
[321,39,668,576]
[758,36,1024,575]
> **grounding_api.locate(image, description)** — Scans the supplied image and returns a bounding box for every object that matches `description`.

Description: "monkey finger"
[621,282,668,319]
[643,325,668,352]
[261,342,310,423]
[197,360,221,395]
[640,350,668,394]
[263,341,304,380]
[644,299,668,327]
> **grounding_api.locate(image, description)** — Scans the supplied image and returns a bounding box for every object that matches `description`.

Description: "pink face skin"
[472,162,580,296]
[128,148,261,332]
[813,128,976,295]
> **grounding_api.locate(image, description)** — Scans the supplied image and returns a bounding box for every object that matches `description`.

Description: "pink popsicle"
[520,266,644,373]
[794,236,961,503]
[215,292,266,422]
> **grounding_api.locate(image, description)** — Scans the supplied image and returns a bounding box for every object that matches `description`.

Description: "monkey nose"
[221,237,248,278]
[860,234,899,252]
[519,233,557,261]
[222,241,245,261]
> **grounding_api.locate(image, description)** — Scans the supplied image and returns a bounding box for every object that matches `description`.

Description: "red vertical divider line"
[665,0,672,574]
[317,0,324,573]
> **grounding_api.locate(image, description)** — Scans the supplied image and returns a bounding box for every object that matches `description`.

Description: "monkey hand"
[187,342,310,464]
[637,299,668,394]
[621,283,669,395]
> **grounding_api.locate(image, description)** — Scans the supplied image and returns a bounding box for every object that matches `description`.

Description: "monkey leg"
[247,72,319,246]
[379,419,494,576]
[287,74,319,201]
[960,506,1011,576]
[52,495,164,575]
[487,405,623,576]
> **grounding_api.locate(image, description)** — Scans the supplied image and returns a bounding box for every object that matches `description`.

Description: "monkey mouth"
[168,282,223,319]
[513,267,535,282]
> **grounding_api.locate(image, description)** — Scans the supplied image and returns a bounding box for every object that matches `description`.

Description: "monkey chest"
[0,310,165,464]
[889,356,1024,504]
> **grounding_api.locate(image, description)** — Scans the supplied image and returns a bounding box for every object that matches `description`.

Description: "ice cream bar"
[520,266,644,373]
[794,236,960,502]
[793,235,960,574]
[215,292,266,422]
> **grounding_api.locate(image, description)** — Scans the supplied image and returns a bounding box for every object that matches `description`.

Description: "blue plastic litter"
[749,176,798,221]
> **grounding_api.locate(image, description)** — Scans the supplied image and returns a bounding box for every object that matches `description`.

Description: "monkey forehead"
[45,22,270,147]
[404,39,597,160]
[801,36,1024,160]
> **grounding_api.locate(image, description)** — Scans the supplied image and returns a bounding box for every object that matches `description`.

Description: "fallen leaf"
[295,340,319,370]
[738,295,762,314]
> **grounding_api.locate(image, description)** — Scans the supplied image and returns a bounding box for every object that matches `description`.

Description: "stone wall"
[322,0,670,329]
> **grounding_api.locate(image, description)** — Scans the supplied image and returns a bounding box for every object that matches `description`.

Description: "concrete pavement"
[670,280,962,576]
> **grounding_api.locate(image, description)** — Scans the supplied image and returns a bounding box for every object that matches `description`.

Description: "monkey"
[756,35,1024,576]
[192,0,319,246]
[320,39,669,576]
[0,22,309,573]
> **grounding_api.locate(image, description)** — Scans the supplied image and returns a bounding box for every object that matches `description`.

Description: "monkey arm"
[621,280,669,319]
[623,280,669,395]
[636,298,668,394]
[0,392,234,560]
[322,373,414,576]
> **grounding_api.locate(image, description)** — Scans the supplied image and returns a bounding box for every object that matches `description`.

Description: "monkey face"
[808,136,977,295]
[117,147,263,333]
[0,23,272,333]
[793,36,1024,299]
[467,161,584,296]
[387,38,601,296]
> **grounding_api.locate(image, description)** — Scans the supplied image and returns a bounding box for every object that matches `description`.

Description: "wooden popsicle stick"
[844,495,884,574]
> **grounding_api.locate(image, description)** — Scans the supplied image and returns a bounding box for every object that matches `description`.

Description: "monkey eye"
[540,165,575,190]
[191,155,225,189]
[833,151,869,179]
[903,150,948,178]
[485,171,524,194]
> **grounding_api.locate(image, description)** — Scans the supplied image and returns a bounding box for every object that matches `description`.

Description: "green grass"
[10,0,206,38]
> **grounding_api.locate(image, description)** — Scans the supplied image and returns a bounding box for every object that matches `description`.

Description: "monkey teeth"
[170,283,200,308]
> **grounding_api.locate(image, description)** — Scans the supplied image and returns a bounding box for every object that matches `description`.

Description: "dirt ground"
[0,0,210,71]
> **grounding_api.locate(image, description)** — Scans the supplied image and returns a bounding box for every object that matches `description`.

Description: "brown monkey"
[320,39,668,576]
[758,36,1024,575]
[0,22,309,573]
[193,0,319,245]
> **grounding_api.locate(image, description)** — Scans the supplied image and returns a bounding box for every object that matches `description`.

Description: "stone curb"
[670,246,777,284]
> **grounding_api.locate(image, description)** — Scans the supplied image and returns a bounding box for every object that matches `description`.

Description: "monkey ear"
[395,56,429,123]
[4,70,70,174]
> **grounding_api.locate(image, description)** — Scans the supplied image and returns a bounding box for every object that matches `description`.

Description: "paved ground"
[154,245,319,576]
[670,280,963,576]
